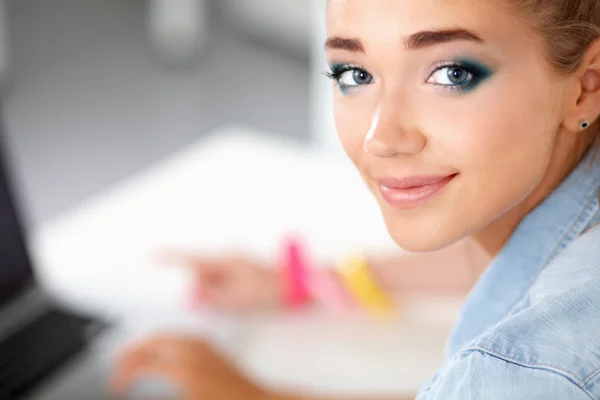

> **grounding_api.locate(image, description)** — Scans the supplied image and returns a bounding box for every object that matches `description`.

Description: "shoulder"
[417,349,593,400]
[464,225,600,395]
[419,227,600,399]
[530,223,600,301]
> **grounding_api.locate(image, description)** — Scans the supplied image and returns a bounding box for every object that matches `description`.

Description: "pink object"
[281,237,311,309]
[186,286,207,310]
[309,267,357,313]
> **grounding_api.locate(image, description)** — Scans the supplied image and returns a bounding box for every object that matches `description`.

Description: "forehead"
[326,0,529,47]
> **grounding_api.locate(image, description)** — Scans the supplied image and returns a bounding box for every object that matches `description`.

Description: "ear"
[564,37,600,133]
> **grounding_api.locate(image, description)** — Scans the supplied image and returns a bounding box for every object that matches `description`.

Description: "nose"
[363,99,426,158]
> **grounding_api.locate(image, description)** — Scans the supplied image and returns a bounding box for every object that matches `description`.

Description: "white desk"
[29,126,461,397]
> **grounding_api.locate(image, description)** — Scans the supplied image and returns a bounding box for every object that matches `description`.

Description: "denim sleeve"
[417,350,593,400]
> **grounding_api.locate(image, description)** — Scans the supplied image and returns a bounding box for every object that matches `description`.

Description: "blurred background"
[0,1,461,398]
[1,0,317,226]
[1,0,403,318]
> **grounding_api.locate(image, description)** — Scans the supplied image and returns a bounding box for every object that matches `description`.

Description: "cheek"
[428,81,559,180]
[422,78,561,227]
[333,90,379,167]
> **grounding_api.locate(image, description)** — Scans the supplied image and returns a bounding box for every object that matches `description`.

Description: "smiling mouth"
[377,174,458,209]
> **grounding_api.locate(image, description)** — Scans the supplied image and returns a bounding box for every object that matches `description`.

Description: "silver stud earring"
[580,120,590,130]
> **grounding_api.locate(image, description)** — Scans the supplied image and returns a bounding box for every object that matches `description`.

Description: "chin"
[383,215,462,253]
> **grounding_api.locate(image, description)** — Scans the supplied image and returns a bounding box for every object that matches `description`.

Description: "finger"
[109,358,191,397]
[202,291,256,313]
[156,250,228,290]
[222,252,251,265]
[187,288,208,309]
[154,249,220,268]
[188,267,235,309]
[116,336,217,382]
[119,334,196,366]
[133,333,199,352]
[112,337,192,394]
[156,249,247,270]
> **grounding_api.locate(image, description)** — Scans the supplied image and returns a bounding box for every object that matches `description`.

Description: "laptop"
[0,133,107,399]
[0,125,245,400]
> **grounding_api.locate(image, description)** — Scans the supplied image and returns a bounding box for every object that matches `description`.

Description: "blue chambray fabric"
[417,153,600,399]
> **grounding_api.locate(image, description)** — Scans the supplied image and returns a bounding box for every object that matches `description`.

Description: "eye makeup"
[425,58,494,94]
[325,57,494,96]
[325,63,374,94]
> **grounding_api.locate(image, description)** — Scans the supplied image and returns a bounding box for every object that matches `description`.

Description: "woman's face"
[326,0,571,251]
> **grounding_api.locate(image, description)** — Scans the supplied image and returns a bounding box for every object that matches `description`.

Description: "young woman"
[110,0,600,398]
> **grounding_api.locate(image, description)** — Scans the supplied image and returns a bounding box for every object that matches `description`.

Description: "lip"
[377,174,458,209]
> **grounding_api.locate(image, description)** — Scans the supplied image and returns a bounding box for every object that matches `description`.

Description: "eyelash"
[426,61,483,94]
[324,63,362,79]
[324,63,370,92]
[325,61,489,94]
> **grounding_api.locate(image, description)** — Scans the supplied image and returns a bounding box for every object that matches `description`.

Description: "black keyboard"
[0,308,105,399]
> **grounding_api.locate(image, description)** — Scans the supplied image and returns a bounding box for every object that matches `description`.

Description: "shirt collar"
[446,153,600,357]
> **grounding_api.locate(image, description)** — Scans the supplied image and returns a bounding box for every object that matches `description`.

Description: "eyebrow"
[407,29,483,49]
[324,36,365,52]
[324,28,483,53]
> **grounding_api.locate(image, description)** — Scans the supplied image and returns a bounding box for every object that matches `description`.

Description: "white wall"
[310,0,345,158]
[220,0,311,55]
[218,0,342,156]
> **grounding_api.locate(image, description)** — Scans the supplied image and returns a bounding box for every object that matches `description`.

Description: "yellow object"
[339,256,394,317]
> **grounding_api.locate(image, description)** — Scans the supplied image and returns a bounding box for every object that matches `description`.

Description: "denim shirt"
[417,154,600,400]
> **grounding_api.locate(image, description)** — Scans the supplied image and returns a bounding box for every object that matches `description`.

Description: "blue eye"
[325,63,374,93]
[426,59,493,93]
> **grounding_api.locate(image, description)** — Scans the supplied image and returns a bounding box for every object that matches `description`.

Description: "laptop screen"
[0,136,34,309]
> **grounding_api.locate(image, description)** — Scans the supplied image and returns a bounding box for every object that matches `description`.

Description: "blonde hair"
[510,0,600,159]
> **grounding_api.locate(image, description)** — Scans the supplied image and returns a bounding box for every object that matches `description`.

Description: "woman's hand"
[162,252,283,313]
[109,334,270,400]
